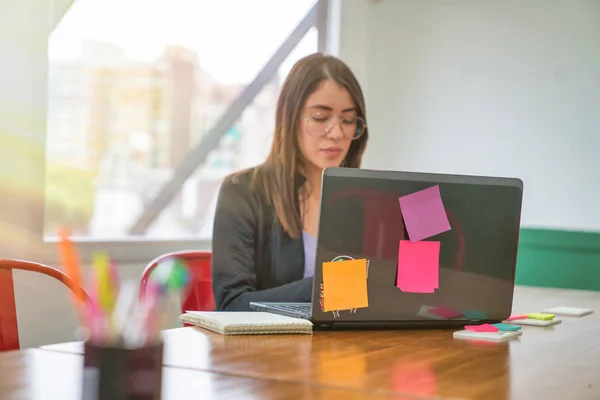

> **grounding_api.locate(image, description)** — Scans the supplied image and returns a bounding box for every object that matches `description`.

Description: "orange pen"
[57,227,87,322]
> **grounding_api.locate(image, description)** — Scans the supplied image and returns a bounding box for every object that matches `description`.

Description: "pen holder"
[82,341,164,400]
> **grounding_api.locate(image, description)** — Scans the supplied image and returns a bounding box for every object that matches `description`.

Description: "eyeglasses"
[303,113,367,140]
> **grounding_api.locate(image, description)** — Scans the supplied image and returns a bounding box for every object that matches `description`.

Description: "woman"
[211,53,369,311]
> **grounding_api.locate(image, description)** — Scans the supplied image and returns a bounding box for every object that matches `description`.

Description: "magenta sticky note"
[399,185,451,242]
[396,240,440,293]
[465,323,499,333]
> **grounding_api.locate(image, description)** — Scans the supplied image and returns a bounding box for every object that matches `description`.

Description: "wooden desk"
[0,349,418,399]
[14,286,600,399]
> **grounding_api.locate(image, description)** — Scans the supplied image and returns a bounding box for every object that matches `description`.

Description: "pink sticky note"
[396,240,440,293]
[507,314,527,321]
[430,306,463,319]
[465,323,499,333]
[399,186,451,242]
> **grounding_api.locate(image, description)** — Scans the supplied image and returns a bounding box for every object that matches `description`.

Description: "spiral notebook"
[179,311,313,335]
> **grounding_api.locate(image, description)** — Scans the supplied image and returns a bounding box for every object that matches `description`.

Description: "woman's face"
[298,80,356,174]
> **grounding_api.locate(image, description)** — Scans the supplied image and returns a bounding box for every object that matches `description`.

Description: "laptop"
[250,167,523,329]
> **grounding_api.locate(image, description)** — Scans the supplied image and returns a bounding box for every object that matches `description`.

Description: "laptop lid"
[310,167,523,326]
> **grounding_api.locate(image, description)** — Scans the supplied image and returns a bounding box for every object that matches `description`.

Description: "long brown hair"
[252,53,368,238]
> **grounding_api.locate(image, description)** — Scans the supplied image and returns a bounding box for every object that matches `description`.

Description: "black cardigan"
[211,167,313,311]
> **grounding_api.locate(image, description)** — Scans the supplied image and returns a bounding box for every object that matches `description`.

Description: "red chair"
[139,251,215,313]
[0,259,91,352]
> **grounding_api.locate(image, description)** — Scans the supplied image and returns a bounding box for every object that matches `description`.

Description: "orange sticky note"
[322,259,369,312]
[396,240,440,293]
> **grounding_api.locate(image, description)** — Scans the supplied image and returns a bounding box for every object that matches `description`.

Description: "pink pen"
[142,282,162,345]
[109,258,120,292]
[121,281,161,348]
[85,274,106,344]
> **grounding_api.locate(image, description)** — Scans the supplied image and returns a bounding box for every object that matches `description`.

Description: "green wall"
[516,228,600,291]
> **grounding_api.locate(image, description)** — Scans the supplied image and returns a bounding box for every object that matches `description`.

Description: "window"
[44,0,327,251]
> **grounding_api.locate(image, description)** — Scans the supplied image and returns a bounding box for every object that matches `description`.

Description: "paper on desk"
[540,306,593,317]
[322,259,369,312]
[399,185,451,242]
[396,240,439,293]
[454,329,522,342]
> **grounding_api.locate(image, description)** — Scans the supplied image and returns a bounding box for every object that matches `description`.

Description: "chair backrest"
[0,259,90,352]
[139,251,215,313]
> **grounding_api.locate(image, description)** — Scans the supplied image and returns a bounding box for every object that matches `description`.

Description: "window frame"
[0,0,334,265]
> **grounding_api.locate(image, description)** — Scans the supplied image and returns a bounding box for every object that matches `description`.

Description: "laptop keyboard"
[271,303,312,315]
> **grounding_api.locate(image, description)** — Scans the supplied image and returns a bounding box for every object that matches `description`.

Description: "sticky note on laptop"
[463,310,488,320]
[322,259,368,312]
[417,305,462,320]
[429,306,463,319]
[399,185,451,242]
[417,305,445,320]
[396,240,439,293]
